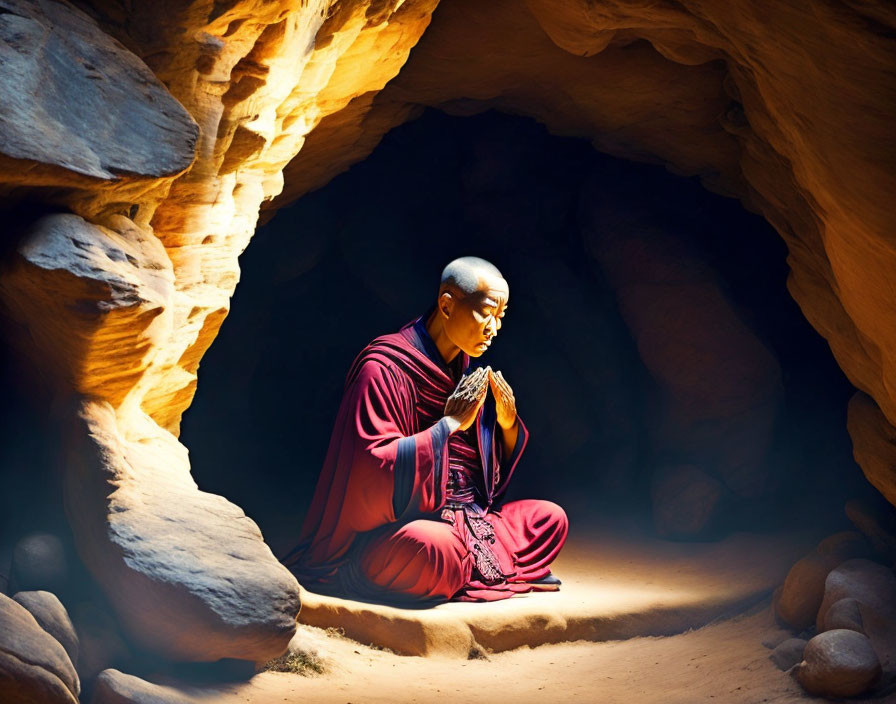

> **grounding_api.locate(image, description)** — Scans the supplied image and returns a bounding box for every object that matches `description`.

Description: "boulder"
[795,629,881,698]
[769,638,806,671]
[776,552,837,631]
[64,399,301,663]
[822,597,865,636]
[817,559,896,670]
[0,592,79,703]
[1,213,301,663]
[817,559,896,630]
[0,0,196,187]
[650,465,723,538]
[91,669,194,704]
[12,590,79,666]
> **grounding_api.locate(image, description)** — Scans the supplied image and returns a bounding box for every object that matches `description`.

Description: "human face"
[444,275,509,358]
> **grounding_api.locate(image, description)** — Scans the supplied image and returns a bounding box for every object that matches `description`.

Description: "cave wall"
[0,0,440,663]
[0,0,893,667]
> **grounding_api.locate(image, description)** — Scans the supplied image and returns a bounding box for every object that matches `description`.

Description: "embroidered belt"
[441,505,512,585]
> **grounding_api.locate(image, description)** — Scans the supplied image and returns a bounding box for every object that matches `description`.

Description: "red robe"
[283,315,567,604]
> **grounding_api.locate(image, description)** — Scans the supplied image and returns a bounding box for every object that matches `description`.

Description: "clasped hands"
[443,366,517,433]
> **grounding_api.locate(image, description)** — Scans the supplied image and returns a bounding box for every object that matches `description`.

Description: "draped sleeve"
[346,359,452,526]
[288,357,452,574]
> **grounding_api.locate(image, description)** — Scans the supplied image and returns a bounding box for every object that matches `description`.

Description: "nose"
[486,316,498,338]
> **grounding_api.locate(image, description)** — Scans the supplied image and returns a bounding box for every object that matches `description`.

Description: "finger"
[498,371,513,395]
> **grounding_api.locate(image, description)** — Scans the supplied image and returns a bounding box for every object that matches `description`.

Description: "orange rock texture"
[0,0,439,662]
[0,0,894,663]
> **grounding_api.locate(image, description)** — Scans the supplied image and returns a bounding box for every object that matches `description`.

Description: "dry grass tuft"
[262,648,327,676]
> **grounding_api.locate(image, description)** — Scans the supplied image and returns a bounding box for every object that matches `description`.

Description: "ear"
[438,290,455,318]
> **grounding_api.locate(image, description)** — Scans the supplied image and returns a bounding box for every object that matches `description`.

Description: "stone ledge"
[296,527,813,656]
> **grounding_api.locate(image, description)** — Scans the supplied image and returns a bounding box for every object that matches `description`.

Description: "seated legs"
[359,519,470,600]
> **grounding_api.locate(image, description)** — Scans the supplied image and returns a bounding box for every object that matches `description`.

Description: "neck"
[425,309,461,365]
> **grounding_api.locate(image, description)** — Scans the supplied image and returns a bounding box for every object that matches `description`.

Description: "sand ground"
[125,523,896,703]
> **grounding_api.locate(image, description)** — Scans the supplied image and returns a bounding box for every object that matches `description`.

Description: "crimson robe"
[283,315,567,604]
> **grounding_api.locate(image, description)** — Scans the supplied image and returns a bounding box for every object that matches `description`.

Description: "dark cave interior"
[179,109,871,556]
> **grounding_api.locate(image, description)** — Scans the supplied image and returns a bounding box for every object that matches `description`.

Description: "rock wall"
[0,0,441,663]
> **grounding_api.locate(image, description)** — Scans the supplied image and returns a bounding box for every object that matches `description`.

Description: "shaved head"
[440,256,505,296]
[429,256,509,360]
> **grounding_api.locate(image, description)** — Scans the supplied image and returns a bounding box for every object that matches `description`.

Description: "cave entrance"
[182,109,867,557]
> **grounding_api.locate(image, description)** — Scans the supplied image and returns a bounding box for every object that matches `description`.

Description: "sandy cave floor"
[124,522,896,704]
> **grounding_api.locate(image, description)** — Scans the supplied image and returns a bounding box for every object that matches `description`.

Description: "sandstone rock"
[769,637,806,671]
[12,590,79,666]
[822,598,865,636]
[650,465,723,538]
[0,213,175,408]
[0,592,79,703]
[776,552,836,632]
[775,534,872,633]
[817,559,896,671]
[0,0,196,187]
[795,629,881,699]
[91,669,194,704]
[10,532,69,594]
[817,559,896,631]
[64,398,301,663]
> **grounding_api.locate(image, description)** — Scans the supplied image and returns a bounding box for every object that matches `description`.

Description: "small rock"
[795,629,881,698]
[12,590,79,665]
[822,597,865,635]
[91,668,195,704]
[817,559,896,630]
[10,532,68,594]
[776,552,837,631]
[770,638,806,671]
[817,558,896,671]
[0,592,79,703]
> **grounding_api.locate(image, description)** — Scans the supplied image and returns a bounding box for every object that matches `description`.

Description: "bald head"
[439,256,505,296]
[429,256,509,360]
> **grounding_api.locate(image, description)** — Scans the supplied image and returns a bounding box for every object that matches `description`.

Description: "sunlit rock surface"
[1,0,439,665]
[0,0,197,189]
[0,592,80,704]
[65,399,300,662]
[0,213,300,661]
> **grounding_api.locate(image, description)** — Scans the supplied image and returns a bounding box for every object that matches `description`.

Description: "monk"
[283,256,568,603]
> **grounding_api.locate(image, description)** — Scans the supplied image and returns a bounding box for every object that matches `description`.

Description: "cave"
[0,0,895,702]
[183,107,867,553]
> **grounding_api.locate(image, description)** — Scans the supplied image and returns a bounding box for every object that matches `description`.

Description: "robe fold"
[283,315,567,604]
